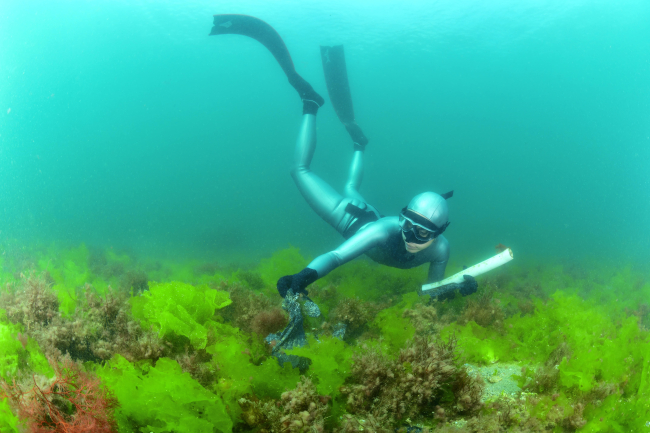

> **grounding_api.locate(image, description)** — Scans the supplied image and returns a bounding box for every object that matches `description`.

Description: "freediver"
[210,15,478,306]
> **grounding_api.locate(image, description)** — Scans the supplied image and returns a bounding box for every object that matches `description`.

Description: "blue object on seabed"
[265,289,310,370]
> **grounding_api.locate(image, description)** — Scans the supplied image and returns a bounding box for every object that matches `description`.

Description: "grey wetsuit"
[291,114,450,284]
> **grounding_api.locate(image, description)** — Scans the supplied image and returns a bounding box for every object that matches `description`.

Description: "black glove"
[459,274,478,296]
[425,275,478,300]
[277,268,319,298]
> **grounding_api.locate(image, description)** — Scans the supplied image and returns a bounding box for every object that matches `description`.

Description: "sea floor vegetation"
[0,243,648,432]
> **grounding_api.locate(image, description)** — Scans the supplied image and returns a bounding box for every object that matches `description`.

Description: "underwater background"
[1,0,649,265]
[1,0,650,432]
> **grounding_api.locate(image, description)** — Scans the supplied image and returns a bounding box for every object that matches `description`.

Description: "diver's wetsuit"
[291,114,450,284]
[208,14,449,285]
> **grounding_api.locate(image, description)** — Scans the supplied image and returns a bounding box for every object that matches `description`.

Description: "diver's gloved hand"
[277,267,319,298]
[425,275,478,301]
[277,268,321,318]
[458,274,478,296]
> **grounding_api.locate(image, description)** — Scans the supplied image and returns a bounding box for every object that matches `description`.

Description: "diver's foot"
[300,85,325,108]
[353,142,366,152]
[345,122,368,150]
[301,86,324,115]
[288,73,325,114]
[302,99,322,115]
[296,83,324,108]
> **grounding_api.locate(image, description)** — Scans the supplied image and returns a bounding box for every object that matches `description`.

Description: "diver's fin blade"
[320,45,355,123]
[210,14,297,78]
[320,45,368,146]
[211,14,323,105]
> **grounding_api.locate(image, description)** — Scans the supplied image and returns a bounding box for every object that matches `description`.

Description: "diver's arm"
[425,241,478,298]
[427,260,448,284]
[425,237,450,284]
[276,219,391,297]
[308,219,390,277]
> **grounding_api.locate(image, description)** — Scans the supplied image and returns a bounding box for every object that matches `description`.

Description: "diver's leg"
[343,150,366,202]
[291,114,349,230]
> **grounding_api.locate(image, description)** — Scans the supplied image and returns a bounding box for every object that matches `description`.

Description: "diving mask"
[399,208,449,243]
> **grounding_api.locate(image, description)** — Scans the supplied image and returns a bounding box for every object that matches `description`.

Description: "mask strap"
[441,190,454,200]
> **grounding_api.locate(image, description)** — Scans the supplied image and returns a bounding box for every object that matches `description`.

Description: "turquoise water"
[1,0,649,266]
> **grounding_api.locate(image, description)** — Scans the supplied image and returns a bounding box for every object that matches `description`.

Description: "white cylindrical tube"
[421,248,514,292]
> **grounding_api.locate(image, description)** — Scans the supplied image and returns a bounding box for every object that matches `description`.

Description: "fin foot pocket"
[289,74,325,107]
[344,122,368,149]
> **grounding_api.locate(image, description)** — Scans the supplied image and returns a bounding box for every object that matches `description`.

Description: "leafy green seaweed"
[371,292,419,350]
[286,335,353,397]
[0,311,52,380]
[131,281,231,349]
[98,355,232,433]
[0,397,21,433]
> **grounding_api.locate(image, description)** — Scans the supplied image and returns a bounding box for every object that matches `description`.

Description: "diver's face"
[402,231,435,253]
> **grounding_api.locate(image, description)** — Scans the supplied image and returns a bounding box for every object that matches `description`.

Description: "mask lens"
[399,214,434,242]
[399,216,413,231]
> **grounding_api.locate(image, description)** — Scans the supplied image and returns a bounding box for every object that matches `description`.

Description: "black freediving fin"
[320,45,368,148]
[210,14,323,106]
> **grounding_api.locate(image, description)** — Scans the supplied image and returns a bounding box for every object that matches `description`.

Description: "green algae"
[439,267,650,429]
[97,355,232,433]
[371,291,419,350]
[286,334,353,397]
[131,281,231,350]
[36,244,92,316]
[0,311,53,380]
[207,320,301,420]
[1,244,650,431]
[257,246,308,289]
[443,290,649,392]
[322,260,425,302]
[0,317,24,380]
[0,397,21,433]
